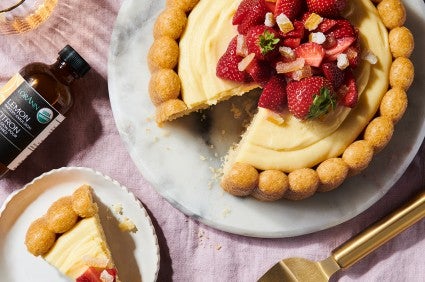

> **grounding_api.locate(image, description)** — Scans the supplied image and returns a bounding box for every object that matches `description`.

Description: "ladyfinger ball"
[149,69,181,106]
[72,184,98,218]
[377,0,406,29]
[46,196,78,234]
[153,7,187,40]
[389,57,414,90]
[167,0,200,12]
[389,27,414,58]
[252,170,288,201]
[156,99,188,124]
[148,36,179,71]
[380,87,407,123]
[364,116,394,153]
[342,140,374,175]
[221,162,258,197]
[285,168,319,200]
[25,218,56,256]
[317,158,349,192]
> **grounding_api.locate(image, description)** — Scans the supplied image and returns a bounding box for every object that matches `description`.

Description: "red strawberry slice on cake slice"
[324,36,356,59]
[217,36,252,82]
[294,42,325,67]
[258,75,288,112]
[287,76,336,119]
[327,19,356,39]
[76,267,118,282]
[282,20,305,39]
[317,18,338,33]
[338,70,358,108]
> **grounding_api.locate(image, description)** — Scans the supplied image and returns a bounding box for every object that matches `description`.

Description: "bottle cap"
[58,45,91,78]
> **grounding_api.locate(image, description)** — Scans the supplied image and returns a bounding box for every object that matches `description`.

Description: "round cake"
[147,0,414,201]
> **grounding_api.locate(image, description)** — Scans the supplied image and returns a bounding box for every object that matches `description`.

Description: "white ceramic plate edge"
[0,167,160,282]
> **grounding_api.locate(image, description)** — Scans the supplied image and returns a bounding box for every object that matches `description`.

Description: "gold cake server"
[258,190,425,282]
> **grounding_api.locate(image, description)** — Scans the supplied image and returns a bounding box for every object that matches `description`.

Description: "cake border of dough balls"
[147,0,414,201]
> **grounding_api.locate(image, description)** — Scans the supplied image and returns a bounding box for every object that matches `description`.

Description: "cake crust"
[25,185,99,256]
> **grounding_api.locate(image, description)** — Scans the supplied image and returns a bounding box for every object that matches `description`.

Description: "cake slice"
[25,185,120,282]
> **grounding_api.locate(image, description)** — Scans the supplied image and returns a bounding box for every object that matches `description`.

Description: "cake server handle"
[331,190,425,269]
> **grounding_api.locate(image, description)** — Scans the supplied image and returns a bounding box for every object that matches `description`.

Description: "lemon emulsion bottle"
[0,45,90,178]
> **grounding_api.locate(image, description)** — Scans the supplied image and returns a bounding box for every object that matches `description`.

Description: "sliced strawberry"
[237,0,269,35]
[324,36,355,59]
[306,0,347,18]
[283,20,305,39]
[301,11,313,23]
[338,70,358,108]
[345,39,360,67]
[246,58,276,86]
[274,0,302,21]
[317,18,338,33]
[76,267,117,282]
[216,36,251,82]
[282,37,301,49]
[321,62,344,89]
[246,26,281,60]
[327,19,356,39]
[258,75,288,112]
[294,42,325,67]
[264,0,276,12]
[287,76,336,119]
[322,34,337,49]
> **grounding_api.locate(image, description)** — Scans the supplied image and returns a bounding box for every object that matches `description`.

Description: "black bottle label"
[0,74,65,170]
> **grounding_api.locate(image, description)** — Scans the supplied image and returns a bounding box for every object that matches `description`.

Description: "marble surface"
[108,0,425,238]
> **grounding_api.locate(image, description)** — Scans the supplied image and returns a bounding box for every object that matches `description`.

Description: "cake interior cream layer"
[43,216,113,279]
[178,0,257,109]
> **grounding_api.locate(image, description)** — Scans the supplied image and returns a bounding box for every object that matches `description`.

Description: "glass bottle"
[0,45,90,178]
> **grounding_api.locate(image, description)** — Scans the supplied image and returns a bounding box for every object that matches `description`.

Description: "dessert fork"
[258,190,425,282]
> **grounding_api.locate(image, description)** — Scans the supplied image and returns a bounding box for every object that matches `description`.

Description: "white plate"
[108,0,425,238]
[0,167,160,282]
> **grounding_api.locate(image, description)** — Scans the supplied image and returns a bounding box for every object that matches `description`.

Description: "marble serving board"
[107,0,425,238]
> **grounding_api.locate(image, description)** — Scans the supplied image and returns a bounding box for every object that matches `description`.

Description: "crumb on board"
[222,208,231,218]
[162,130,171,137]
[119,217,138,233]
[112,203,123,215]
[230,103,242,119]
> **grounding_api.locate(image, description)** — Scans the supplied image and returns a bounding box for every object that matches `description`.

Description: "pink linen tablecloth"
[0,0,424,281]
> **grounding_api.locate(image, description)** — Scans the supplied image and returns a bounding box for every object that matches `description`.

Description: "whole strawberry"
[274,0,303,21]
[287,76,336,119]
[236,0,269,35]
[216,36,251,82]
[246,26,281,61]
[306,0,347,18]
[258,75,287,112]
